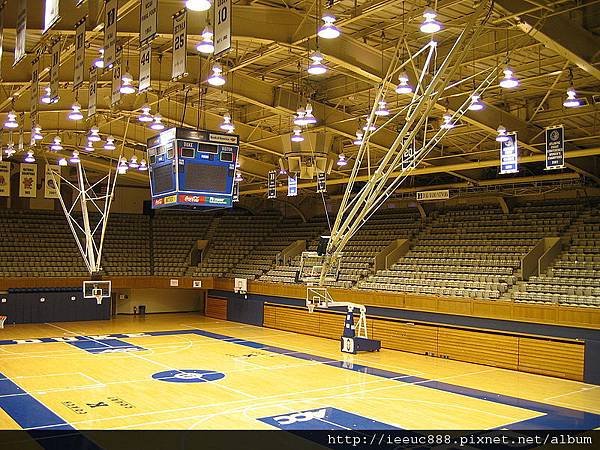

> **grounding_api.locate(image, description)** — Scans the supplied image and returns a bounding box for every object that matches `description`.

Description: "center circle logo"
[152,369,225,383]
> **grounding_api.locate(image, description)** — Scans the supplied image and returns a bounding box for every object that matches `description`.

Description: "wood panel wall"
[205,297,228,320]
[263,303,585,381]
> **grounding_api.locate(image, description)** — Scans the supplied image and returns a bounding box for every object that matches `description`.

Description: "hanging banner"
[545,125,564,170]
[14,0,27,66]
[171,10,187,81]
[0,2,5,80]
[88,66,98,118]
[214,0,231,56]
[500,132,518,174]
[267,170,277,199]
[0,161,9,197]
[30,57,39,144]
[287,174,297,197]
[139,44,151,92]
[50,39,61,103]
[19,163,37,198]
[140,0,158,45]
[316,172,326,193]
[103,0,118,68]
[401,139,415,171]
[73,17,86,90]
[232,181,239,202]
[417,189,450,202]
[111,54,122,107]
[44,164,60,199]
[44,0,60,33]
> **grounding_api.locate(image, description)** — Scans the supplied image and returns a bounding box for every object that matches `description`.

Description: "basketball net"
[0,316,6,329]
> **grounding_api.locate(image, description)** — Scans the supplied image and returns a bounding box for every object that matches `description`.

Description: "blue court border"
[0,328,598,431]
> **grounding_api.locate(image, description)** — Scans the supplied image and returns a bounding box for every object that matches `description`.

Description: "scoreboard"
[147,127,239,209]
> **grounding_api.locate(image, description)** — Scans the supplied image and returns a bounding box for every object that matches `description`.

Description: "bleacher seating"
[101,214,151,276]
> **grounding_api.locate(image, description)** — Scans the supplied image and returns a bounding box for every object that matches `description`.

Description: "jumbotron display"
[147,127,239,209]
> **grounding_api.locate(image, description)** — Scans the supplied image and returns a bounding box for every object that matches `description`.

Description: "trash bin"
[139,305,146,316]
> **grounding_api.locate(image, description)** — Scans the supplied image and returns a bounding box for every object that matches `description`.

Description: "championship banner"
[232,181,239,203]
[73,17,86,90]
[50,39,61,103]
[287,174,297,197]
[19,163,37,198]
[0,161,10,197]
[30,57,39,144]
[88,66,98,117]
[140,0,158,45]
[44,0,60,33]
[111,54,122,107]
[14,0,27,66]
[267,170,276,199]
[103,0,118,69]
[139,45,151,92]
[500,132,518,174]
[171,10,187,81]
[0,2,5,80]
[214,0,231,56]
[401,139,415,171]
[316,172,326,193]
[44,164,60,198]
[545,125,565,170]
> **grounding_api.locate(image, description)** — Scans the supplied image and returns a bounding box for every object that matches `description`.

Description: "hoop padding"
[0,316,6,329]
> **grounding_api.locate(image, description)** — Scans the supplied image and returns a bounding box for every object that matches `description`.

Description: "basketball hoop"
[0,316,6,329]
[307,303,315,313]
[92,288,103,305]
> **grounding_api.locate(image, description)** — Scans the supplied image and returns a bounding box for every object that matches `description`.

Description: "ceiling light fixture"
[4,110,19,129]
[70,150,81,164]
[120,72,136,94]
[363,121,376,132]
[234,170,243,182]
[207,63,226,86]
[563,87,580,108]
[68,102,84,121]
[440,113,455,129]
[196,27,214,54]
[33,126,43,141]
[50,136,63,151]
[468,94,484,111]
[84,141,95,152]
[495,125,509,142]
[499,68,519,89]
[307,52,327,75]
[353,130,364,145]
[138,159,148,171]
[220,113,235,132]
[186,0,211,11]
[291,127,304,142]
[24,150,35,163]
[395,72,413,94]
[318,14,340,39]
[304,103,317,125]
[104,136,116,150]
[88,126,101,142]
[138,104,153,122]
[293,108,307,126]
[129,155,139,169]
[40,86,57,104]
[4,144,15,157]
[337,153,347,166]
[150,114,165,131]
[420,8,441,34]
[375,99,390,116]
[58,157,68,167]
[93,49,105,68]
[117,157,128,174]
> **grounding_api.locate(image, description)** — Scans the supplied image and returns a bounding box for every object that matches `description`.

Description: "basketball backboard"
[83,281,112,305]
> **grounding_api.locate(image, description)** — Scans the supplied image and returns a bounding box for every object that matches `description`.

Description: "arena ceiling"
[0,0,599,198]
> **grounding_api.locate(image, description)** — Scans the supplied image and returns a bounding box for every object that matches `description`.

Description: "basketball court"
[1,313,598,432]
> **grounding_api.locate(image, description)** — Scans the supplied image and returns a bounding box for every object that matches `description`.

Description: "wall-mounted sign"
[545,125,564,170]
[499,132,518,174]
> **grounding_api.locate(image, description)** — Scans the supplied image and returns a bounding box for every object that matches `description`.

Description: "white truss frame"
[317,0,496,286]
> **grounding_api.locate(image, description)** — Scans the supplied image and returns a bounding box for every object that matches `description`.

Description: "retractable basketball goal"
[0,315,6,329]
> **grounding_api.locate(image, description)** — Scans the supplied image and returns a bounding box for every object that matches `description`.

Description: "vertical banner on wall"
[111,53,122,107]
[19,163,37,198]
[44,0,60,33]
[500,132,518,174]
[214,0,231,56]
[30,57,39,145]
[139,45,151,92]
[73,17,86,90]
[287,174,297,197]
[545,125,565,170]
[88,66,98,118]
[14,0,27,66]
[171,10,187,81]
[103,0,118,69]
[316,172,327,193]
[0,2,5,80]
[0,161,10,197]
[140,0,158,45]
[232,181,239,202]
[401,139,415,171]
[267,170,277,199]
[50,39,61,103]
[44,164,60,198]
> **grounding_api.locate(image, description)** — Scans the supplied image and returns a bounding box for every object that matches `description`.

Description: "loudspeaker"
[317,235,330,256]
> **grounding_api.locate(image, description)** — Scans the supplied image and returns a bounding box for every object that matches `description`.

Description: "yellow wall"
[115,288,204,314]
